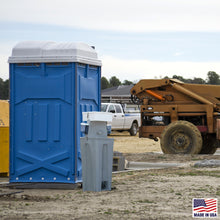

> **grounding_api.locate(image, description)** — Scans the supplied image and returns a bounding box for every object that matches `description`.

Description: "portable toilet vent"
[8,41,101,184]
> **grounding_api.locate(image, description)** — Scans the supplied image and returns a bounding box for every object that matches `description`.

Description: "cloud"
[1,0,220,32]
[101,56,220,82]
[1,53,220,82]
[0,55,9,80]
[0,41,18,80]
[174,52,184,57]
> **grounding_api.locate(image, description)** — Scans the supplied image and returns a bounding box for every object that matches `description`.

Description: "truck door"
[109,104,124,129]
[108,105,116,129]
[115,105,125,129]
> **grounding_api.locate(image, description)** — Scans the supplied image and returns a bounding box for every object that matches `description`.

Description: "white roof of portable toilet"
[8,41,102,66]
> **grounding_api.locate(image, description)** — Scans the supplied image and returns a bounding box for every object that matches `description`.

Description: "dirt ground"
[0,131,220,219]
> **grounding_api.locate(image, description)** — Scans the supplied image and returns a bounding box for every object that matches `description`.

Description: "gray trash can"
[80,112,114,192]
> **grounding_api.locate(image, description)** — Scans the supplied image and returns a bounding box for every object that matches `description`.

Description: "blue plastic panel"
[75,63,101,180]
[9,62,101,183]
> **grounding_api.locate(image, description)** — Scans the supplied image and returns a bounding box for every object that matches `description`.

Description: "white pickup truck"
[101,103,140,136]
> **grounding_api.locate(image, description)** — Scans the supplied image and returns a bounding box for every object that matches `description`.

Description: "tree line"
[1,71,220,99]
[0,78,9,100]
[101,71,220,90]
[101,76,133,89]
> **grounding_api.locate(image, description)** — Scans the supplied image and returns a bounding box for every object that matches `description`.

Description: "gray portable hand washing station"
[80,112,114,192]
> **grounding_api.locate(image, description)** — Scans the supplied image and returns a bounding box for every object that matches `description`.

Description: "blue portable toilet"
[8,41,101,184]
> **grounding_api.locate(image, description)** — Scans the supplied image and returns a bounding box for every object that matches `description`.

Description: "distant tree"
[101,77,110,90]
[0,78,9,100]
[109,76,121,87]
[164,75,206,84]
[123,80,133,85]
[0,78,4,99]
[3,79,9,99]
[206,71,220,85]
[172,75,187,83]
[191,77,205,84]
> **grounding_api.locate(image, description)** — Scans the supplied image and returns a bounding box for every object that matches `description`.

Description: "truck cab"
[101,103,140,136]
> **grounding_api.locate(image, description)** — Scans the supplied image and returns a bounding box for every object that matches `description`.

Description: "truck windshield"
[101,104,107,112]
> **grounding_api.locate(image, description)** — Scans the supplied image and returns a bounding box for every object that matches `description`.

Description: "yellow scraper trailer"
[130,79,220,154]
[0,100,9,176]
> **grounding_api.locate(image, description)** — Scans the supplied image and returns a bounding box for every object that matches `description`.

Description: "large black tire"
[161,121,202,154]
[199,134,218,154]
[129,122,138,136]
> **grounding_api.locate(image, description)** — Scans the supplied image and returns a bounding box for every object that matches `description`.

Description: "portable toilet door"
[8,41,101,184]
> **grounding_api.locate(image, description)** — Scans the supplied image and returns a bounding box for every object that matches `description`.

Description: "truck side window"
[101,104,107,112]
[108,105,115,113]
[115,105,122,113]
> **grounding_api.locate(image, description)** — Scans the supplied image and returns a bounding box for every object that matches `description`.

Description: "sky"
[0,0,220,82]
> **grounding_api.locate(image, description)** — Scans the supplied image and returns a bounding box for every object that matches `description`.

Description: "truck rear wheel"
[200,134,218,154]
[161,121,202,154]
[129,122,138,136]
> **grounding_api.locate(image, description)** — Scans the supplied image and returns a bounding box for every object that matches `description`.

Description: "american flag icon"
[193,198,218,213]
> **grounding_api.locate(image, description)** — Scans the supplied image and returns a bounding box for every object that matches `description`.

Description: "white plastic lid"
[8,41,102,66]
[82,112,113,122]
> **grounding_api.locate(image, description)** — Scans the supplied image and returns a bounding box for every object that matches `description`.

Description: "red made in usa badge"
[193,198,218,218]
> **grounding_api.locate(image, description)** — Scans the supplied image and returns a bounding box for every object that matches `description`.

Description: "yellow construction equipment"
[0,100,9,176]
[131,79,220,154]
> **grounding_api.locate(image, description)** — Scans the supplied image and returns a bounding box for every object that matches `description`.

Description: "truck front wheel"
[161,120,202,154]
[129,122,138,136]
